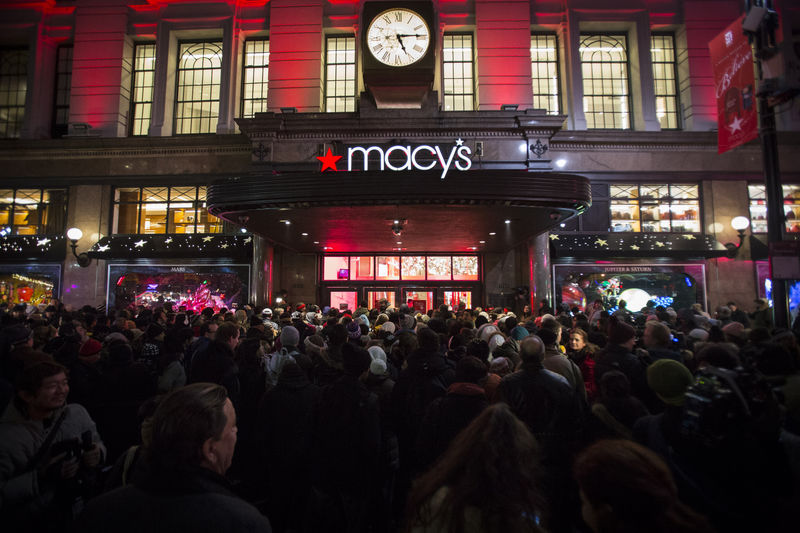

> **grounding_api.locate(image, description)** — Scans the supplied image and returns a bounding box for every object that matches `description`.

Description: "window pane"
[330,291,357,312]
[401,256,426,280]
[325,36,356,112]
[52,46,73,137]
[531,34,560,114]
[651,34,680,129]
[350,256,375,280]
[323,256,349,281]
[580,34,630,129]
[131,43,156,136]
[0,49,28,138]
[404,290,434,313]
[241,39,269,118]
[443,291,472,309]
[367,291,396,310]
[175,42,222,134]
[443,34,474,111]
[426,256,452,280]
[376,256,400,280]
[453,256,479,280]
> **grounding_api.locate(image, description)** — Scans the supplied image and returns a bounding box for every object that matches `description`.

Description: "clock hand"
[396,34,425,38]
[395,33,408,53]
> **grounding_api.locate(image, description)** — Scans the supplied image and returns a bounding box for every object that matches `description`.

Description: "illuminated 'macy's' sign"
[317,139,473,180]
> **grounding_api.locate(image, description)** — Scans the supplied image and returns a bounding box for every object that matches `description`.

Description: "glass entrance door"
[403,289,434,313]
[442,289,473,310]
[329,290,357,312]
[366,290,397,310]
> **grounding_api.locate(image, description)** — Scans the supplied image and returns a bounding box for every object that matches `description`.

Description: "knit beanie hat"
[381,321,396,334]
[488,333,505,354]
[368,345,387,363]
[280,325,300,347]
[510,325,530,341]
[607,317,636,345]
[346,320,361,339]
[722,321,746,340]
[79,338,103,357]
[647,359,694,406]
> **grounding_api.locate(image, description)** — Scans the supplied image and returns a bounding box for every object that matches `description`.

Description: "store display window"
[426,256,452,280]
[0,264,60,305]
[108,263,249,313]
[376,256,401,280]
[553,263,706,313]
[350,256,374,280]
[748,184,800,234]
[443,290,472,309]
[324,254,479,281]
[112,186,223,235]
[610,184,699,233]
[0,188,68,235]
[453,256,479,280]
[323,256,349,280]
[401,256,426,280]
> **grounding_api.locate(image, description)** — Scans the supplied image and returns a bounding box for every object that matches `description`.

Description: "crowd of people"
[0,296,798,532]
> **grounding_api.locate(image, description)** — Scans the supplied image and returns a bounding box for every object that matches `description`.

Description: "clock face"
[367,8,430,67]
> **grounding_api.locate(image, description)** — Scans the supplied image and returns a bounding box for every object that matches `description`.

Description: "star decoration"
[549,234,560,240]
[202,236,213,242]
[316,148,342,172]
[97,245,110,252]
[455,138,464,146]
[243,237,252,243]
[682,234,696,240]
[728,116,744,134]
[630,245,640,251]
[220,243,230,249]
[655,241,666,247]
[164,237,173,244]
[134,239,146,248]
[595,239,608,247]
[36,238,51,246]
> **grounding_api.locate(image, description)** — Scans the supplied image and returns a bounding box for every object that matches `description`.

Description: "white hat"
[381,322,396,334]
[262,308,273,316]
[488,333,505,354]
[370,358,387,375]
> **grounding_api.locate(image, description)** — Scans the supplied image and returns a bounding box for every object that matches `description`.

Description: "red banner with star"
[709,18,758,154]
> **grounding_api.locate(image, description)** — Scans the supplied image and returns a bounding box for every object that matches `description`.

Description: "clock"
[366,7,430,67]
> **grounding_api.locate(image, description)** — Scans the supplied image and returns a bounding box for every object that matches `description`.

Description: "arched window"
[579,34,630,129]
[175,41,223,134]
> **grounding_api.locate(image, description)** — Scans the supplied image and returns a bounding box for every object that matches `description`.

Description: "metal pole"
[749,0,789,328]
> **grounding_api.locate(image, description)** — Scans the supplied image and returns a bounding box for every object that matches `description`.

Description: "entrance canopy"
[208,169,591,253]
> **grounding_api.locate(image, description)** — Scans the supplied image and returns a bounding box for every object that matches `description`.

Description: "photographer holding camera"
[0,360,105,531]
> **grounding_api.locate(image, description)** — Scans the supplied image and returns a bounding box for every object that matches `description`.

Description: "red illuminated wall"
[70,0,131,136]
[475,0,533,110]
[268,0,324,112]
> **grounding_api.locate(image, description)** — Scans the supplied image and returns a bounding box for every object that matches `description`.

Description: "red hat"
[79,338,103,357]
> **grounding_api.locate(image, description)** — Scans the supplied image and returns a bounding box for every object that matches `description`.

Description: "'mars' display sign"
[317,139,472,179]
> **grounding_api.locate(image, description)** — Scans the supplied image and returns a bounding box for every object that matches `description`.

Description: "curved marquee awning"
[208,169,591,253]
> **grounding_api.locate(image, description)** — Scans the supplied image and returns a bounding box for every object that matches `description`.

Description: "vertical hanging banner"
[709,18,759,154]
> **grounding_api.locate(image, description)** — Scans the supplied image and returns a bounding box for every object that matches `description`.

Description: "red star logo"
[316,148,342,172]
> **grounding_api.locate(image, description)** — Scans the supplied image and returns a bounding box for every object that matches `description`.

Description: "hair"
[146,383,229,472]
[15,360,69,396]
[574,439,713,533]
[404,403,545,533]
[519,336,545,365]
[569,328,598,353]
[645,321,672,347]
[454,356,488,384]
[418,327,440,353]
[215,322,239,344]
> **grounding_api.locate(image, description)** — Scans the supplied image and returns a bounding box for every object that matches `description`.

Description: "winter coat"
[542,345,586,400]
[156,360,186,393]
[568,347,597,401]
[189,340,240,407]
[312,374,381,495]
[390,349,456,472]
[0,402,105,525]
[496,362,584,466]
[77,466,272,533]
[415,382,488,470]
[594,343,650,404]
